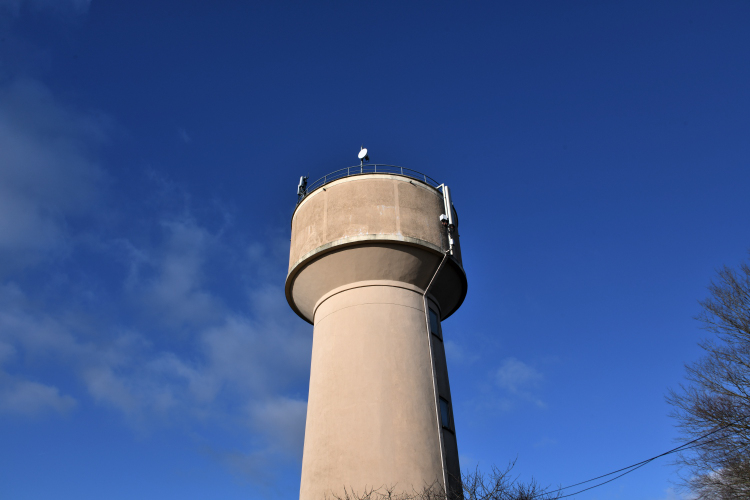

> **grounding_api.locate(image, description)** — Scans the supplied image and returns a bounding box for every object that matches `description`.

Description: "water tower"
[286,151,468,499]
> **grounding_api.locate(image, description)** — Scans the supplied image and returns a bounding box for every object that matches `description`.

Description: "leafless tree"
[667,256,750,499]
[327,462,560,500]
[459,464,557,500]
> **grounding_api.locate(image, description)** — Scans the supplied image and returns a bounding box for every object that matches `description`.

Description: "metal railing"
[298,164,441,203]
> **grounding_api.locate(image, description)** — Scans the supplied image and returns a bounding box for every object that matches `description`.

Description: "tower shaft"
[286,172,467,499]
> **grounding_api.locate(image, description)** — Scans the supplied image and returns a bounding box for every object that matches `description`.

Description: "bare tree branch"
[326,462,560,500]
[667,255,750,499]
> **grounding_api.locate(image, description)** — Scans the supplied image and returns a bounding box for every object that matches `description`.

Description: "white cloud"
[178,128,191,144]
[656,487,694,500]
[248,396,307,457]
[443,339,464,363]
[495,357,546,409]
[203,447,280,488]
[444,339,479,365]
[82,365,140,415]
[198,396,309,488]
[0,340,15,364]
[138,219,223,326]
[0,239,311,456]
[0,78,106,273]
[0,77,311,477]
[0,212,312,458]
[0,284,87,360]
[496,357,543,393]
[0,376,76,415]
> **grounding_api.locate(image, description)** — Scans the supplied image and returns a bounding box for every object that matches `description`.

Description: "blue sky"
[0,1,749,499]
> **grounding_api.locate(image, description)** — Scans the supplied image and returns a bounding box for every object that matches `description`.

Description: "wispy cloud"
[494,357,546,409]
[496,357,543,393]
[139,219,224,326]
[248,396,307,457]
[178,127,191,144]
[0,376,76,415]
[0,77,312,478]
[657,487,694,500]
[0,206,311,460]
[0,78,106,274]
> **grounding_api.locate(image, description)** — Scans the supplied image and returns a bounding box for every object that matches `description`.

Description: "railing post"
[347,167,350,176]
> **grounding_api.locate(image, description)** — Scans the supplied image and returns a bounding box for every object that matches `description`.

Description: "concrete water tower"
[286,152,468,499]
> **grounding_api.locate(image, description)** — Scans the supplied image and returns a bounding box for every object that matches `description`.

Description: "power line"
[557,459,654,498]
[532,416,747,499]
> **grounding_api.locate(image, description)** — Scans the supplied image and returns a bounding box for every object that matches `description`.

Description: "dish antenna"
[358,146,369,166]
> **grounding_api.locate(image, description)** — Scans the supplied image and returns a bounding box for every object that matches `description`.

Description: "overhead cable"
[532,415,748,499]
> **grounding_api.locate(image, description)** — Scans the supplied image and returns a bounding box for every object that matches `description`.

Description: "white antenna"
[358,146,369,166]
[297,175,308,202]
[437,184,455,255]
